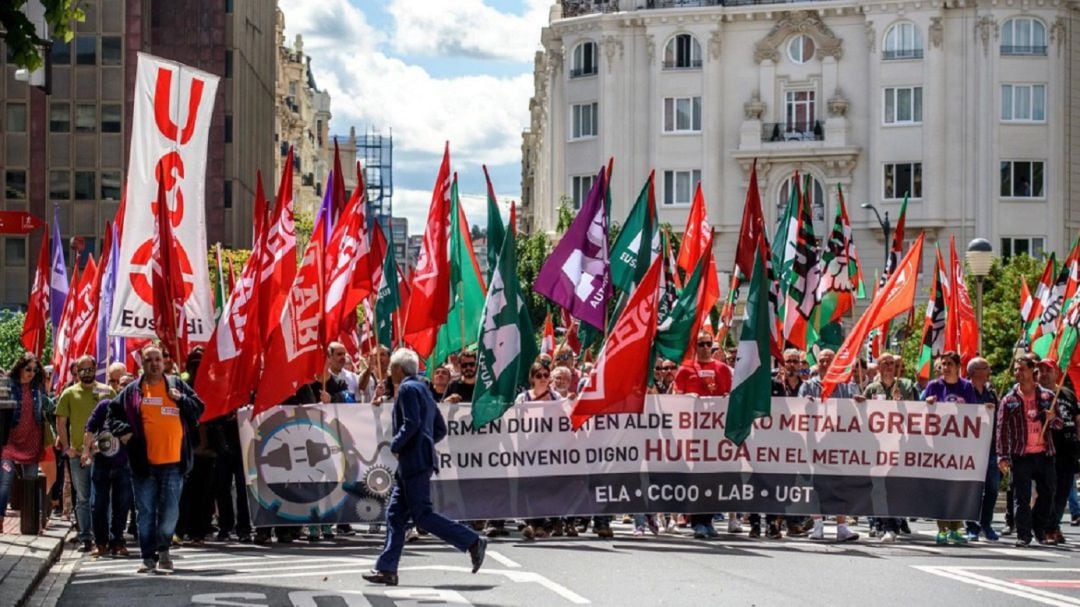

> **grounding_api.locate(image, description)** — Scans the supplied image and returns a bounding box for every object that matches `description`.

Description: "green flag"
[213,243,225,321]
[483,165,505,285]
[610,173,658,295]
[772,176,800,321]
[375,224,400,348]
[725,251,773,446]
[472,218,538,428]
[430,177,488,368]
[655,252,708,363]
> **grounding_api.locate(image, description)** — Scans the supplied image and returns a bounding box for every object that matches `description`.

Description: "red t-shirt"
[675,359,733,397]
[1022,390,1047,454]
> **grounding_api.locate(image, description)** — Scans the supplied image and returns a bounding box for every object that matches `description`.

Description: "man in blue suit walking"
[364,349,486,586]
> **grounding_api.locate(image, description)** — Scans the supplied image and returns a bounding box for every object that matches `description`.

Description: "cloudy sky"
[278,0,551,232]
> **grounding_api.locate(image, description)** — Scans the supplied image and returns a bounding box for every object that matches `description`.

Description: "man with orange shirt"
[107,344,204,574]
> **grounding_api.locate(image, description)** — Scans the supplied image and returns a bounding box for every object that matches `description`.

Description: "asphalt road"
[39,518,1080,606]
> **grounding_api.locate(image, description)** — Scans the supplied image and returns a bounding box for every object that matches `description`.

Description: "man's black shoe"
[362,569,399,586]
[469,537,487,574]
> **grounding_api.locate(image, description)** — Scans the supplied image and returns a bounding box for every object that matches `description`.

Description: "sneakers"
[983,528,1000,542]
[692,525,709,539]
[880,531,898,543]
[837,526,859,542]
[1001,525,1015,536]
[947,530,968,545]
[646,515,660,536]
[405,528,420,543]
[727,519,743,534]
[965,532,979,542]
[748,524,761,539]
[156,550,174,574]
[809,522,825,541]
[664,519,677,534]
[137,559,156,573]
[1072,515,1080,527]
[633,527,645,537]
[935,531,948,545]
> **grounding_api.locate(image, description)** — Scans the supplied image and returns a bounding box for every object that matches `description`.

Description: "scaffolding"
[357,128,393,224]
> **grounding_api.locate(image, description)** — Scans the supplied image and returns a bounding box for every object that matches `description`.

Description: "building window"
[75,36,96,65]
[1001,84,1046,122]
[662,169,701,206]
[50,38,71,65]
[6,103,27,133]
[787,35,815,64]
[75,104,96,133]
[663,34,702,69]
[5,238,26,267]
[49,103,70,133]
[883,163,923,200]
[1001,237,1045,260]
[570,41,597,78]
[884,86,923,124]
[226,0,233,13]
[101,36,121,66]
[883,22,923,60]
[785,90,817,132]
[1000,161,1045,198]
[663,96,702,133]
[224,179,233,209]
[571,102,598,139]
[5,171,26,200]
[74,172,95,200]
[224,50,233,78]
[101,104,121,133]
[778,176,826,231]
[1001,17,1047,56]
[100,171,121,200]
[224,114,233,143]
[570,174,594,210]
[49,171,70,200]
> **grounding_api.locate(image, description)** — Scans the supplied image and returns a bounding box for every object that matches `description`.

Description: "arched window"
[663,34,702,69]
[570,41,597,78]
[1001,17,1047,56]
[787,34,815,64]
[777,175,826,238]
[883,22,923,60]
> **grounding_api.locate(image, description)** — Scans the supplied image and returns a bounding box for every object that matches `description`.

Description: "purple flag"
[49,206,68,331]
[534,167,612,330]
[96,222,123,381]
[320,169,334,245]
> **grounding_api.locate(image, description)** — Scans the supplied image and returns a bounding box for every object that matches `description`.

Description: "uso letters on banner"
[238,396,992,526]
[110,53,219,341]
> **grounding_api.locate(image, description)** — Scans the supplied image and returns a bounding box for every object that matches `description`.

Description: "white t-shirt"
[331,369,359,401]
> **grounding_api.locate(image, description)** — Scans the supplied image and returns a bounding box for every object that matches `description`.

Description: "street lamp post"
[966,238,995,353]
[860,203,892,269]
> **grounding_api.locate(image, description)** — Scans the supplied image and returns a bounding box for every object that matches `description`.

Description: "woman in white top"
[514,363,561,405]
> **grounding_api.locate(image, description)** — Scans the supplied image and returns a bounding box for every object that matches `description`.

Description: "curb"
[14,523,74,607]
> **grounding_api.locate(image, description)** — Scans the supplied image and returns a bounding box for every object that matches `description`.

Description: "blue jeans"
[1069,483,1080,518]
[0,460,39,522]
[69,458,92,541]
[133,464,184,561]
[91,464,132,547]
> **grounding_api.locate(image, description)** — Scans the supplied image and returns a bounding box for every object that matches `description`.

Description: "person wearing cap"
[1037,359,1080,545]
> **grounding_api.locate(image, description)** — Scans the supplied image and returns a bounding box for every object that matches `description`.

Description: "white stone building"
[522,0,1080,288]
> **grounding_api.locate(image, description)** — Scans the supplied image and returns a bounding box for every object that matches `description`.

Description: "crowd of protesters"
[1,330,1078,575]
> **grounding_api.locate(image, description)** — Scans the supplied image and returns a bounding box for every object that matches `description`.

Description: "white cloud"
[387,0,548,62]
[279,0,535,230]
[393,188,504,233]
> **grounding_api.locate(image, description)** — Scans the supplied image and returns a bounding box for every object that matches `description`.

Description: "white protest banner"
[110,52,218,341]
[238,397,992,526]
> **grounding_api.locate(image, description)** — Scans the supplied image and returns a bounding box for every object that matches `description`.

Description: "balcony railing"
[569,67,598,78]
[1001,45,1048,56]
[762,121,824,142]
[882,48,923,60]
[562,0,823,18]
[662,58,703,69]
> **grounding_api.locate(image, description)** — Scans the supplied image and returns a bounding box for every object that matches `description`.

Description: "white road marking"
[914,566,1080,607]
[400,566,590,604]
[486,550,522,568]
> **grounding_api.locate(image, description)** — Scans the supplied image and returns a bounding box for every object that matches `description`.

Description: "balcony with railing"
[762,121,824,142]
[662,58,704,69]
[1001,45,1048,56]
[561,0,827,18]
[882,48,924,60]
[569,66,599,78]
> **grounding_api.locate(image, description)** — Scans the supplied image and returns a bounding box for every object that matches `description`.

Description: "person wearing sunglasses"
[650,359,676,395]
[0,353,55,533]
[443,350,478,404]
[516,363,565,540]
[56,355,116,553]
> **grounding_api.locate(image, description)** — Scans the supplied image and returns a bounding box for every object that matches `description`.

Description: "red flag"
[66,257,98,360]
[227,256,237,295]
[22,231,50,356]
[197,190,271,421]
[151,170,189,367]
[1020,276,1034,325]
[541,313,555,356]
[258,147,298,340]
[331,139,346,223]
[254,229,326,413]
[71,225,114,359]
[734,159,767,281]
[822,233,925,399]
[51,266,79,389]
[949,237,979,370]
[509,200,517,236]
[570,254,662,430]
[403,143,452,357]
[676,183,711,276]
[323,167,374,342]
[253,171,268,250]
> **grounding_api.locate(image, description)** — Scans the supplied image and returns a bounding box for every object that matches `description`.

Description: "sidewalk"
[0,512,73,607]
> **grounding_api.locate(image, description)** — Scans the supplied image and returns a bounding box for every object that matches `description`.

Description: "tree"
[294,209,314,265]
[556,197,574,233]
[0,310,52,370]
[1,1,84,71]
[515,229,551,331]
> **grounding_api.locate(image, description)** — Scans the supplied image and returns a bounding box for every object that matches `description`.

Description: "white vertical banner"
[110,53,219,341]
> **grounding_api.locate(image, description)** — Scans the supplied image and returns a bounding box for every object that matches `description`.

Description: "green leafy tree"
[294,210,314,265]
[1,1,84,70]
[0,310,52,369]
[515,229,551,331]
[556,197,574,233]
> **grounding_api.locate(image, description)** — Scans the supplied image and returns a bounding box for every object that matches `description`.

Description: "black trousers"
[1012,453,1056,543]
[1051,461,1076,533]
[214,449,251,536]
[175,455,216,539]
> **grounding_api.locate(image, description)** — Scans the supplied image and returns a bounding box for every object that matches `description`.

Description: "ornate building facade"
[523,0,1080,287]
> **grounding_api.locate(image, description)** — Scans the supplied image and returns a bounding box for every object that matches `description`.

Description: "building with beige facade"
[522,0,1080,289]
